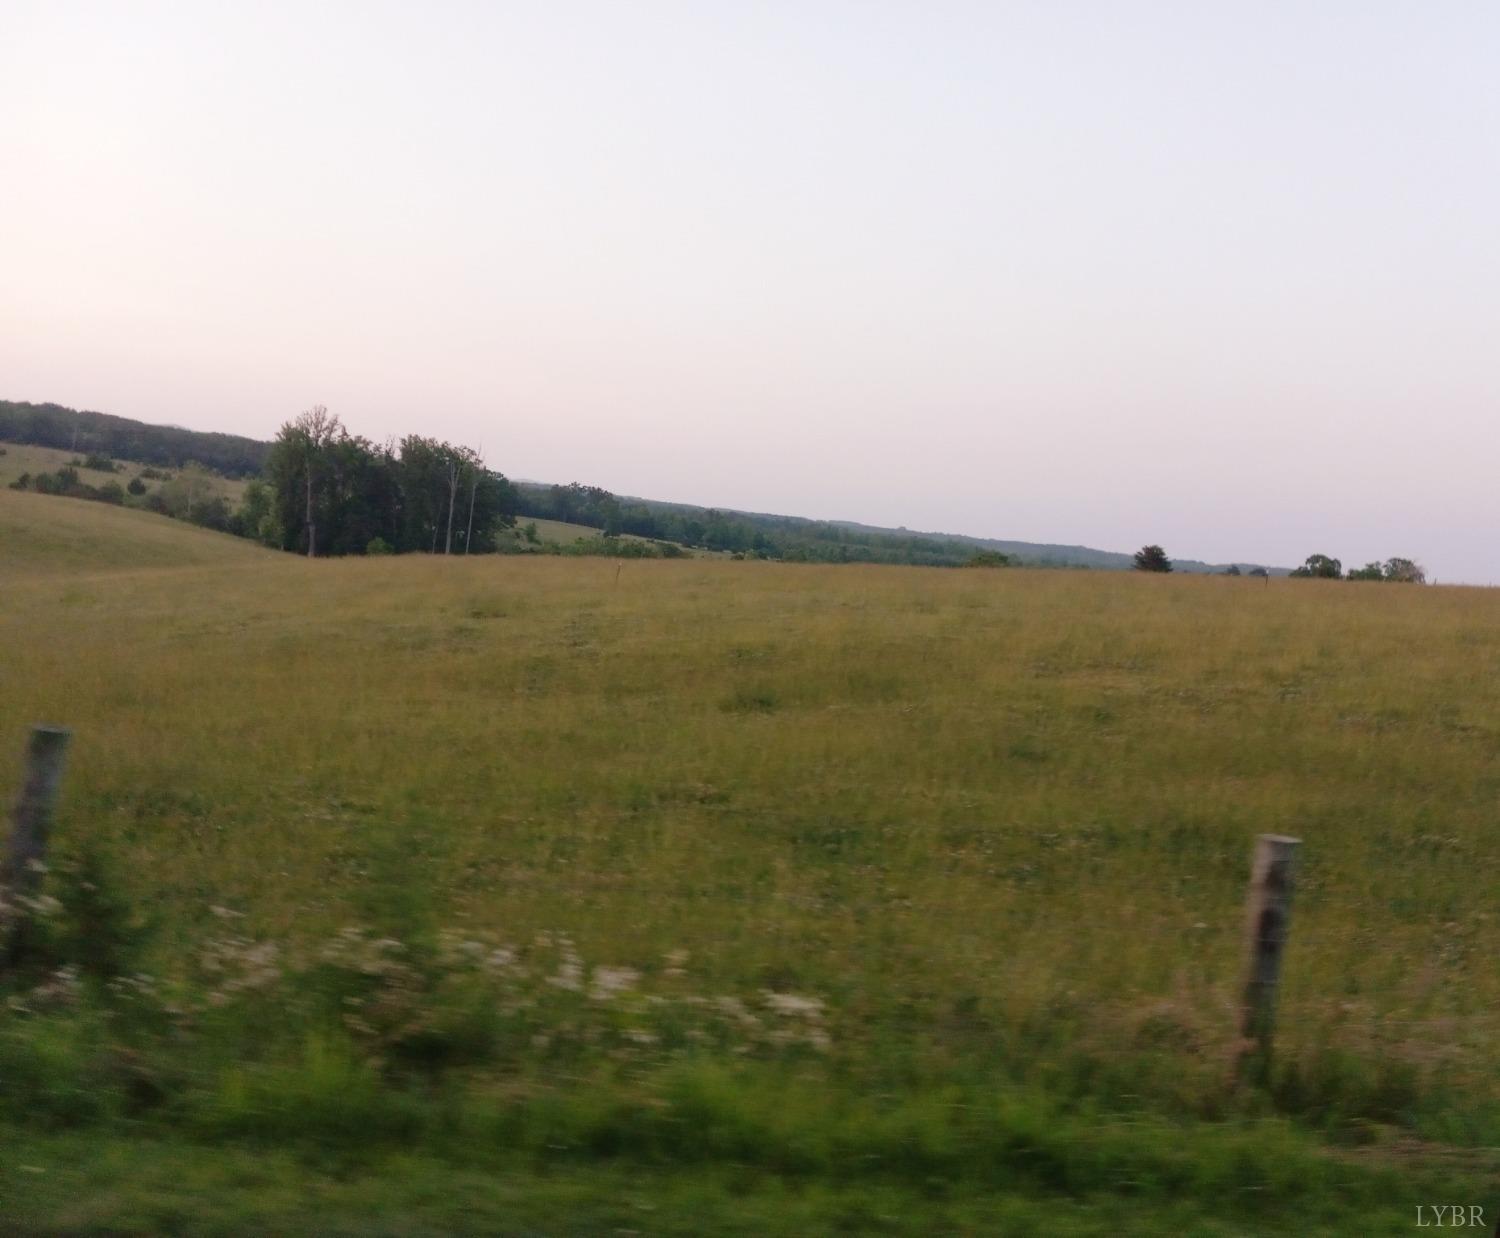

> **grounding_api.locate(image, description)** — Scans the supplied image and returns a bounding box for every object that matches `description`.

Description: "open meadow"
[2,488,1499,1232]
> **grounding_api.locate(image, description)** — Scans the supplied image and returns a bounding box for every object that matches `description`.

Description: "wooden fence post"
[1,725,72,967]
[1234,833,1300,1084]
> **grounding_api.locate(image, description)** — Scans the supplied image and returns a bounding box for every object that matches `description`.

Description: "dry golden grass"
[3,497,1499,1123]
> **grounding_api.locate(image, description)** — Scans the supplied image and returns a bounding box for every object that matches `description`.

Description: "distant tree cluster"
[253,406,517,557]
[1291,554,1426,583]
[9,458,242,532]
[0,400,268,477]
[10,466,126,507]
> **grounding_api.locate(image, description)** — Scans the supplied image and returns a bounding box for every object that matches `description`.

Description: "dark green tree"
[1133,545,1172,573]
[1382,557,1426,584]
[1290,554,1342,579]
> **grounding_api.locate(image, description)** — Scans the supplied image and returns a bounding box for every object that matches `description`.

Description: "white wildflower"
[589,966,639,1001]
[762,991,824,1018]
[548,959,584,991]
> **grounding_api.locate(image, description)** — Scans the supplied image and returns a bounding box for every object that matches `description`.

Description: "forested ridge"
[1,400,268,477]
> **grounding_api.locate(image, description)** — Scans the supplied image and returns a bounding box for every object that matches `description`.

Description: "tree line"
[0,400,267,477]
[513,482,1006,565]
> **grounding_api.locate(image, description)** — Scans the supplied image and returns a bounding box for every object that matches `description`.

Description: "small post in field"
[1,725,72,966]
[1234,833,1300,1084]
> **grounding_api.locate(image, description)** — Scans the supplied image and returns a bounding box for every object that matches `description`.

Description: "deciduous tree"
[1133,545,1172,573]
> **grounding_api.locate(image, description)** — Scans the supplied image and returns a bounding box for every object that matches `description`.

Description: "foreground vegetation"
[3,491,1498,1230]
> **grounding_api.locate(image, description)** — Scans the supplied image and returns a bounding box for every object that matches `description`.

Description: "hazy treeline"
[515,482,999,566]
[0,400,268,477]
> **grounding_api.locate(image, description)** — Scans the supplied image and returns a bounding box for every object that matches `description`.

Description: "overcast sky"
[3,3,1497,578]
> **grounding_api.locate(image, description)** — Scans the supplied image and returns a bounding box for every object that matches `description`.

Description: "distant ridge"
[823,518,1280,575]
[3,398,1282,573]
[639,500,1280,575]
[0,399,268,477]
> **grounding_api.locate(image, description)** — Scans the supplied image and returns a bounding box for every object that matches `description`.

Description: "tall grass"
[4,511,1500,1217]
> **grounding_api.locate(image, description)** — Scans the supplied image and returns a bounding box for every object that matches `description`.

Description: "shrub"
[127,477,148,496]
[48,842,151,981]
[366,537,394,556]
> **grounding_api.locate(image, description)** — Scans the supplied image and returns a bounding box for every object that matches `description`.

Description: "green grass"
[3,498,1500,1229]
[523,515,611,543]
[4,1113,1488,1235]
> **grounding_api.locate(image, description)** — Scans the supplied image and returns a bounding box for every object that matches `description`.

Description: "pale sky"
[3,3,1497,579]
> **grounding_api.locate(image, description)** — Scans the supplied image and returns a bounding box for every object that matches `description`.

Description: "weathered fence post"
[1,725,72,967]
[1234,833,1300,1085]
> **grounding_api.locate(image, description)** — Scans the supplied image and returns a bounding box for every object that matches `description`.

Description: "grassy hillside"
[0,440,248,502]
[2,500,1497,1230]
[0,399,267,477]
[512,515,717,556]
[0,487,268,577]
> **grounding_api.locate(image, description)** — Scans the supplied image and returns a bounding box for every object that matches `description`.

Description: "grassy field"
[0,489,266,576]
[0,439,249,503]
[510,515,722,557]
[3,492,1499,1232]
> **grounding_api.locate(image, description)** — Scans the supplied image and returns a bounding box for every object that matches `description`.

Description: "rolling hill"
[0,487,270,577]
[5,399,1282,570]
